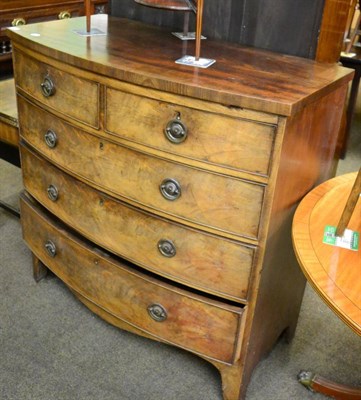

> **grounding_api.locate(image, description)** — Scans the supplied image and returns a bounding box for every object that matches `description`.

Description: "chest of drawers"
[7,15,353,400]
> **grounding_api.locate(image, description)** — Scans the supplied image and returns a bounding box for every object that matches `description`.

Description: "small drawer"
[13,50,99,128]
[20,193,244,364]
[20,144,256,302]
[1,4,83,29]
[105,87,276,176]
[18,97,265,240]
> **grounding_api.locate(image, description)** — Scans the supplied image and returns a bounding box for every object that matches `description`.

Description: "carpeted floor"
[0,91,360,399]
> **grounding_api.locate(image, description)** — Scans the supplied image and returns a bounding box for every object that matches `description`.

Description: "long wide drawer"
[13,50,99,128]
[20,144,255,302]
[18,96,265,240]
[20,193,244,364]
[105,87,276,176]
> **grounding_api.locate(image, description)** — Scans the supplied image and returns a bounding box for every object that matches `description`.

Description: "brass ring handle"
[40,76,55,97]
[157,239,176,258]
[11,18,26,26]
[160,178,181,201]
[44,240,56,258]
[58,11,72,19]
[147,304,167,322]
[47,185,59,202]
[44,129,57,148]
[165,114,188,144]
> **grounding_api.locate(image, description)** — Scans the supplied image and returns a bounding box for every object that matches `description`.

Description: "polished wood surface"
[293,172,361,335]
[0,78,18,147]
[0,0,109,76]
[6,15,353,116]
[14,51,100,128]
[21,193,243,363]
[12,16,353,400]
[315,0,352,63]
[337,168,361,236]
[105,86,275,177]
[298,370,361,400]
[134,0,193,10]
[20,144,255,302]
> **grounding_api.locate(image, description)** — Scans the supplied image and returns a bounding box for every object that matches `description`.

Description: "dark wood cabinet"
[0,0,110,77]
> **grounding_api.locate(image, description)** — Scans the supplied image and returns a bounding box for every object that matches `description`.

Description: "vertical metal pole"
[195,0,204,60]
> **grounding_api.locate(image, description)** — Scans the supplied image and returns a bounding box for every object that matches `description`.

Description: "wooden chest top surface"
[6,14,353,116]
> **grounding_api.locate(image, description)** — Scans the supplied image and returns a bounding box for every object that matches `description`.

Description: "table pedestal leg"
[298,371,361,400]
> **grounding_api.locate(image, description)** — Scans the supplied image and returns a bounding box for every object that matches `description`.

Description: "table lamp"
[134,0,215,67]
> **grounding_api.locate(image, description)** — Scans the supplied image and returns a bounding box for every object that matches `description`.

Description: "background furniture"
[0,78,19,173]
[340,46,361,157]
[292,170,361,399]
[7,15,352,400]
[110,0,352,61]
[0,0,109,77]
[0,78,20,216]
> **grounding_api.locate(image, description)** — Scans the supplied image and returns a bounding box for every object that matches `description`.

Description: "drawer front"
[18,97,265,239]
[106,87,276,176]
[21,145,255,302]
[13,50,99,128]
[0,4,82,29]
[20,193,243,363]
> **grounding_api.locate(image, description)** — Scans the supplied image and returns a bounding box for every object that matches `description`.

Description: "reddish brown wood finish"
[85,0,91,32]
[293,172,361,335]
[294,172,361,399]
[316,0,352,63]
[0,78,18,147]
[299,371,361,399]
[311,375,361,399]
[21,193,244,363]
[134,0,192,10]
[17,98,265,241]
[336,168,361,236]
[11,16,353,400]
[20,144,255,303]
[6,15,352,116]
[13,51,100,128]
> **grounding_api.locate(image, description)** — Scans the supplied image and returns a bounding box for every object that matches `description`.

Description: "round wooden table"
[292,171,361,399]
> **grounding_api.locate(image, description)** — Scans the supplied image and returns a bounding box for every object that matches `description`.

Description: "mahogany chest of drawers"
[7,15,353,400]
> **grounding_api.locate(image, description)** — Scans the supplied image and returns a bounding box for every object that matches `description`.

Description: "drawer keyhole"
[40,76,55,97]
[165,113,188,144]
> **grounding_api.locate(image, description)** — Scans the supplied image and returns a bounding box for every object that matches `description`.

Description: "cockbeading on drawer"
[13,49,100,128]
[21,193,244,364]
[21,144,257,302]
[105,86,276,177]
[19,97,265,241]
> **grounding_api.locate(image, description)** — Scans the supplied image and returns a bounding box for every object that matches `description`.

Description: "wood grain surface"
[18,103,265,240]
[13,50,100,128]
[293,172,361,335]
[0,78,18,146]
[105,86,276,176]
[7,15,353,116]
[21,192,244,364]
[20,144,256,302]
